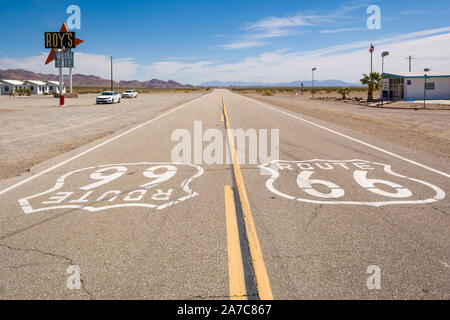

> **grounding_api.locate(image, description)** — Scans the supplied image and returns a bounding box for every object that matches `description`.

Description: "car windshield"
[124,90,133,93]
[101,92,114,96]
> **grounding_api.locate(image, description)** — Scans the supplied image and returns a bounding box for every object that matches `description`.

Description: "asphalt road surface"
[0,89,448,299]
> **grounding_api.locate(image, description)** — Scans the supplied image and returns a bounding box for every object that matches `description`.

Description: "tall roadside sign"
[44,23,83,106]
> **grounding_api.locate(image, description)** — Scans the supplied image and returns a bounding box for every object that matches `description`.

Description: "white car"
[121,89,138,98]
[96,91,121,104]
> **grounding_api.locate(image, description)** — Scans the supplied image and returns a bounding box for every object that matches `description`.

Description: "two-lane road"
[0,90,448,299]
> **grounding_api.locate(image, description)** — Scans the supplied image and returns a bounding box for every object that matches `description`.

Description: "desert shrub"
[337,87,351,99]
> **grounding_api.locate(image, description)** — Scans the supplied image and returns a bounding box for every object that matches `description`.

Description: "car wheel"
[118,98,121,103]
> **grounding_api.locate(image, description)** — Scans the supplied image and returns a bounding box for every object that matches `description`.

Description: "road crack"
[0,242,94,299]
[305,204,322,230]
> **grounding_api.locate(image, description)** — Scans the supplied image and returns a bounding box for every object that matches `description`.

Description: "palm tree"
[337,87,350,100]
[360,72,382,102]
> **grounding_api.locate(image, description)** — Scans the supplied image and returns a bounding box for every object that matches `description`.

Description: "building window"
[30,86,34,91]
[5,86,9,92]
[425,82,435,90]
[50,86,54,91]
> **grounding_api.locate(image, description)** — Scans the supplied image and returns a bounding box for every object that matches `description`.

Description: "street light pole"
[381,51,389,107]
[110,56,113,92]
[312,67,317,99]
[424,68,430,109]
[69,62,73,94]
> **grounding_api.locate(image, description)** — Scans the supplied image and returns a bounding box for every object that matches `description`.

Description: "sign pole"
[69,66,73,94]
[59,47,65,106]
[44,23,83,106]
[68,49,73,94]
[370,51,373,73]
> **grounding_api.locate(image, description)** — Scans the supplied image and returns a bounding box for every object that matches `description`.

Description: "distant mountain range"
[0,69,361,88]
[200,80,361,87]
[0,69,195,89]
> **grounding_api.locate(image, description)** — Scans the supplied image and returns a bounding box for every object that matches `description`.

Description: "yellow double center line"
[224,185,247,299]
[222,93,274,300]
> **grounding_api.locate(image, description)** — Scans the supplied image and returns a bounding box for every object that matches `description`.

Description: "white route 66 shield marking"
[18,162,204,214]
[259,159,445,207]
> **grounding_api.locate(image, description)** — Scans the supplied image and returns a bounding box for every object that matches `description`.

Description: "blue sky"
[0,0,449,84]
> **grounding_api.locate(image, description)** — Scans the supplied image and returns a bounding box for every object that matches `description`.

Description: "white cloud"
[299,27,450,57]
[220,3,367,50]
[0,52,140,80]
[220,16,307,50]
[244,14,316,42]
[146,28,450,84]
[247,14,313,30]
[220,41,266,50]
[320,28,363,34]
[400,10,430,15]
[141,61,215,80]
[250,28,296,40]
[0,53,51,74]
[2,28,449,85]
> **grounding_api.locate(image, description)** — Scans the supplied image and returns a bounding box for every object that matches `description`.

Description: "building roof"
[383,72,450,79]
[25,80,47,85]
[1,79,24,85]
[46,81,65,86]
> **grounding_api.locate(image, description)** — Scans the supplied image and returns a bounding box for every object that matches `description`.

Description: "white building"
[46,81,66,94]
[24,80,48,95]
[382,73,450,101]
[0,80,25,95]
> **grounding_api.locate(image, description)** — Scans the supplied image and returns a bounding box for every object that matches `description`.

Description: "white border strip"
[0,93,210,197]
[234,92,450,178]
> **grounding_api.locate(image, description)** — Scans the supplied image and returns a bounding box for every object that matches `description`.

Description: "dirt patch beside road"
[0,92,206,179]
[240,92,450,160]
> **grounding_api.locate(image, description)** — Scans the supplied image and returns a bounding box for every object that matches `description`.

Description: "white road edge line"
[233,92,450,179]
[0,93,210,197]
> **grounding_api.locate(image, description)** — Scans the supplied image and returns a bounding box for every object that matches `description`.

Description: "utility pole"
[110,56,113,92]
[369,43,374,73]
[424,68,430,109]
[381,51,389,107]
[312,68,317,99]
[405,56,415,72]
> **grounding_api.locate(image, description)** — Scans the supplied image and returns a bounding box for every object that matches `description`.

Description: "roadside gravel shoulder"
[0,92,206,180]
[240,92,450,160]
